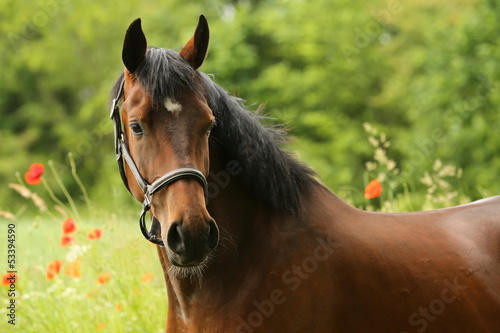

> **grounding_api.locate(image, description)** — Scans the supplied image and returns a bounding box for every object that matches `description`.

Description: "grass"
[0,215,167,332]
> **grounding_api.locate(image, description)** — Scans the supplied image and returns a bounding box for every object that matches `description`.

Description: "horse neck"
[158,146,353,325]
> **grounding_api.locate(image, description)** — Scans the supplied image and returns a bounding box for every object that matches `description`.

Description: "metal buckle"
[143,193,152,211]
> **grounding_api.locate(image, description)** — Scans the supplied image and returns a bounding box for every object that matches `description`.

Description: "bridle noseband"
[110,79,208,247]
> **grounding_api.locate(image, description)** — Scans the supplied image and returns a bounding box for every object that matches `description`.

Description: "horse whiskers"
[166,262,206,286]
[217,224,238,254]
[164,228,235,286]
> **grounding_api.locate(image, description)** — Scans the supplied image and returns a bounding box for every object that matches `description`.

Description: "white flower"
[363,122,377,135]
[386,160,396,171]
[438,165,456,177]
[420,172,433,187]
[65,245,92,263]
[433,159,443,172]
[374,148,388,164]
[368,136,379,147]
[365,161,377,171]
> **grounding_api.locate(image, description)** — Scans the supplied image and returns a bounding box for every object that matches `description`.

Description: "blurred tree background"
[1,0,499,212]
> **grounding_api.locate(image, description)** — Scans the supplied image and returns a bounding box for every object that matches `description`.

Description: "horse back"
[326,194,500,332]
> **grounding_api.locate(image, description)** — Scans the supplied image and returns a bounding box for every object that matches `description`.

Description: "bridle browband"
[110,79,208,247]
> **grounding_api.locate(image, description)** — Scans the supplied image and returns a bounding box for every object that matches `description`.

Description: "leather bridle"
[110,79,208,247]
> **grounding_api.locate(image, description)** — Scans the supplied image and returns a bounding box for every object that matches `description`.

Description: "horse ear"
[122,18,147,74]
[179,15,209,70]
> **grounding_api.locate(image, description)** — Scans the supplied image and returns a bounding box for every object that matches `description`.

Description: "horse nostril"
[167,222,185,255]
[207,220,219,251]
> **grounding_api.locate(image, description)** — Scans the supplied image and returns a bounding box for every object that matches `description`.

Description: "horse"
[109,15,500,333]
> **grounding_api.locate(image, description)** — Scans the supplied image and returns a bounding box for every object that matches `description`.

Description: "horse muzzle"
[165,217,219,267]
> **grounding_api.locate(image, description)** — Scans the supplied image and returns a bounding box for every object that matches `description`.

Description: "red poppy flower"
[364,179,383,199]
[62,218,77,234]
[24,163,44,185]
[60,235,75,247]
[97,272,112,285]
[65,262,81,278]
[2,273,16,286]
[87,228,102,240]
[46,259,63,280]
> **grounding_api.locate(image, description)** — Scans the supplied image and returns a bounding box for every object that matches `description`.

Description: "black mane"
[110,47,317,215]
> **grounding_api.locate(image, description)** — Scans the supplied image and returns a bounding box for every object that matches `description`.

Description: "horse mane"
[110,47,317,215]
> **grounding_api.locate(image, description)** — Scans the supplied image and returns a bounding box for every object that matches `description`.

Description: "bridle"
[110,79,208,247]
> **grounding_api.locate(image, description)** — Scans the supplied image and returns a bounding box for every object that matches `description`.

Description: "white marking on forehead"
[164,98,182,113]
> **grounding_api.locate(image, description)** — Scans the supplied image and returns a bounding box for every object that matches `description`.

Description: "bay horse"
[110,15,500,333]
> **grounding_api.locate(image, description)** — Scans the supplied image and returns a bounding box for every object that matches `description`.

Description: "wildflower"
[115,304,123,311]
[24,163,44,185]
[97,272,112,285]
[87,228,102,240]
[46,260,63,280]
[60,235,75,247]
[65,262,81,278]
[62,218,77,234]
[386,160,396,171]
[420,172,433,187]
[364,179,383,199]
[141,273,154,283]
[65,245,91,262]
[2,273,16,286]
[374,148,388,165]
[362,122,377,135]
[438,165,457,178]
[97,323,105,330]
[368,136,379,148]
[365,162,377,171]
[433,159,443,172]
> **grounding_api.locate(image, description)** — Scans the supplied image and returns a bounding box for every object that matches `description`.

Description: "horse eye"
[129,122,143,136]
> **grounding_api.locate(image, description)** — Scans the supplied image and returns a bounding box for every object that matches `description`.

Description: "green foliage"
[1,0,499,211]
[204,0,500,206]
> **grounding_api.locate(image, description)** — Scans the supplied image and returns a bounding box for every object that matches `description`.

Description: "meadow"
[0,162,167,332]
[0,216,167,332]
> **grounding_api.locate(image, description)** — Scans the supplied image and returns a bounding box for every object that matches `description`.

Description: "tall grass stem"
[68,153,92,217]
[48,160,81,221]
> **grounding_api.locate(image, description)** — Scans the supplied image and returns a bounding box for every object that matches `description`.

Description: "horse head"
[117,16,219,273]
